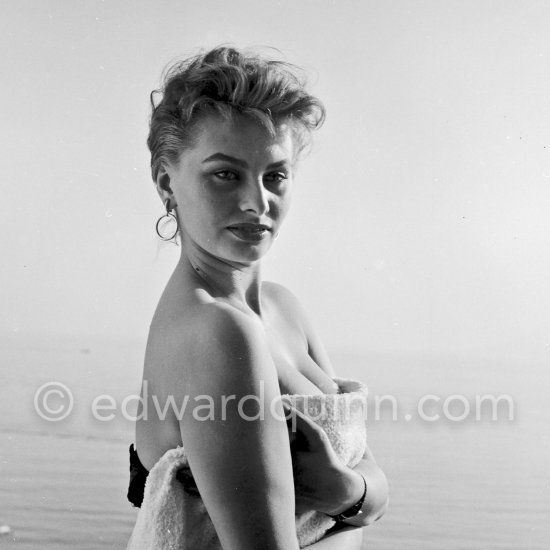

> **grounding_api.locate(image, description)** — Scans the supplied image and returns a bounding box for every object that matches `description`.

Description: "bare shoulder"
[263,280,300,302]
[262,281,308,321]
[149,300,277,398]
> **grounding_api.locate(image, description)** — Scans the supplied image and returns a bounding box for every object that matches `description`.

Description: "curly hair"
[147,46,326,181]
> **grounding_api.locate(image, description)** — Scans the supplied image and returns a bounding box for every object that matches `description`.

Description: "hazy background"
[2,0,549,363]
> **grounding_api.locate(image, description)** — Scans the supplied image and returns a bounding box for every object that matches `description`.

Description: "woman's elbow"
[347,470,389,527]
[365,472,389,525]
[364,495,389,525]
[355,496,389,527]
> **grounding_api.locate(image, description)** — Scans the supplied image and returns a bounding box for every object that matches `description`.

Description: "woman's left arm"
[332,445,389,527]
[287,404,389,527]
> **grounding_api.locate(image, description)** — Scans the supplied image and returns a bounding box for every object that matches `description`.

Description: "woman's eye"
[214,170,238,181]
[265,172,288,184]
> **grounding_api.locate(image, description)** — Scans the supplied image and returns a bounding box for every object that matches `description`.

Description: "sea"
[0,332,548,549]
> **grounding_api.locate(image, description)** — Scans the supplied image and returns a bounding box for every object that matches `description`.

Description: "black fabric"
[127,444,200,508]
[127,444,149,508]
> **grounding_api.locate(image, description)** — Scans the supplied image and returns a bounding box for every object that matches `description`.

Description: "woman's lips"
[227,223,271,242]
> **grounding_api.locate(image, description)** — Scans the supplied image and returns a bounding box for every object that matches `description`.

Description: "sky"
[2,0,550,363]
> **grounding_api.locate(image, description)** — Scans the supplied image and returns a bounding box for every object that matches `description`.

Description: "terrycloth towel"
[126,377,367,549]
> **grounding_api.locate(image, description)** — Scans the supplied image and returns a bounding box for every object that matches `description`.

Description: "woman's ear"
[155,166,176,209]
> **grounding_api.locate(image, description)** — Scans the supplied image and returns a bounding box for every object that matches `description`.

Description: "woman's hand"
[283,403,363,515]
[284,403,389,525]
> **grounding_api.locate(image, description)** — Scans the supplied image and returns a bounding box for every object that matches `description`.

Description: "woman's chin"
[224,241,273,264]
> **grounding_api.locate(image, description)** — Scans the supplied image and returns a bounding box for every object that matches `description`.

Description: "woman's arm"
[329,446,389,527]
[306,524,363,549]
[286,403,389,526]
[169,304,300,550]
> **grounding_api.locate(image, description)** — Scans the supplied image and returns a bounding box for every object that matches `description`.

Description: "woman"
[127,46,388,549]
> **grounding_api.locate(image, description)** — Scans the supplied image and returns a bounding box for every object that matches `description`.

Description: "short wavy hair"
[147,46,326,181]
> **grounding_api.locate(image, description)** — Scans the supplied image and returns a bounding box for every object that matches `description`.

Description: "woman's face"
[161,114,296,264]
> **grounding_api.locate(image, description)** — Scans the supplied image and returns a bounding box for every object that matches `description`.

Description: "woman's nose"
[238,178,269,215]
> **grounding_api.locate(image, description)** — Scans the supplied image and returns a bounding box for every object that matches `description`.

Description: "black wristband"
[328,473,367,523]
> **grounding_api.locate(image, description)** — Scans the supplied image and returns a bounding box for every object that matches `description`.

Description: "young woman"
[127,46,388,549]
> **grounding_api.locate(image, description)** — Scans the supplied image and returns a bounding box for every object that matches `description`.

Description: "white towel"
[126,377,367,549]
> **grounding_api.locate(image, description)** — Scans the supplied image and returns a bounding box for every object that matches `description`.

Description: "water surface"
[1,338,548,548]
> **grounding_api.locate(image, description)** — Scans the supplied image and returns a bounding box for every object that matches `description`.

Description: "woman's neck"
[177,242,263,316]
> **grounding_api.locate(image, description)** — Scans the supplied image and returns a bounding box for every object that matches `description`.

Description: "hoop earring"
[155,199,179,241]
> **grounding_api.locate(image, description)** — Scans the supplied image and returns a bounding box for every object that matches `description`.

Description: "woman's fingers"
[282,402,329,452]
[282,402,352,513]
